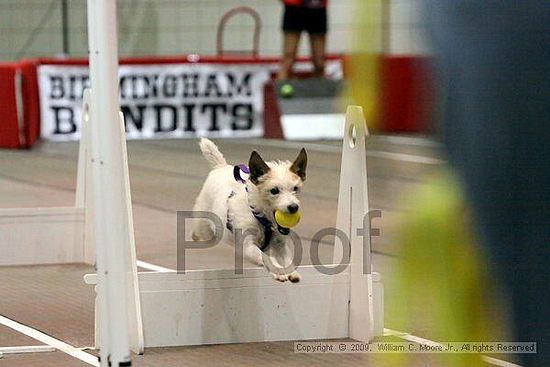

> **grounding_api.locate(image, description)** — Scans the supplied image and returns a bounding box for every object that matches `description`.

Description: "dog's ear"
[248,151,270,184]
[290,148,307,181]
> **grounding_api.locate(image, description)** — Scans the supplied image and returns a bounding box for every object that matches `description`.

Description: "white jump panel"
[281,113,345,140]
[86,266,384,348]
[0,207,85,266]
[140,266,349,347]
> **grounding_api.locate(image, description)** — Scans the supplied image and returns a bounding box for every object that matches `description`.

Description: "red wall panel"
[0,64,21,148]
[379,56,432,132]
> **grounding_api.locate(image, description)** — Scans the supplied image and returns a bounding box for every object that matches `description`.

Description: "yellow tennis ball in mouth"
[274,209,301,228]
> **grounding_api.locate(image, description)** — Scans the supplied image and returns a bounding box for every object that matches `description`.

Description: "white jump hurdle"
[0,74,104,267]
[83,105,384,351]
[0,107,93,266]
[0,207,86,266]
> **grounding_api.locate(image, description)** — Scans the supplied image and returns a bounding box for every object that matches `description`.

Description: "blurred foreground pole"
[426,2,550,366]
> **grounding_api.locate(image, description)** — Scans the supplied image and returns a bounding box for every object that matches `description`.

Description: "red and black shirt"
[283,0,327,9]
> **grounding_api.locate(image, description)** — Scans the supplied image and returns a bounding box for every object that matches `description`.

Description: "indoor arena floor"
[0,136,516,366]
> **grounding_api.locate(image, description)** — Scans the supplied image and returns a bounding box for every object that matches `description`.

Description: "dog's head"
[247,148,307,217]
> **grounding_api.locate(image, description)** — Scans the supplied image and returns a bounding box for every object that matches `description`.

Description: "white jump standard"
[84,0,137,365]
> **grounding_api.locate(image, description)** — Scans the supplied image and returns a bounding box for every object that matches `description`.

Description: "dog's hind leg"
[192,221,214,241]
[191,200,215,241]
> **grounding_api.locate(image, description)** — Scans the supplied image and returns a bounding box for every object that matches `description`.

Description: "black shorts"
[282,5,328,35]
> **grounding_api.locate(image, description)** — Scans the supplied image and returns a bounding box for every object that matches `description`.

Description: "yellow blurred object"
[348,53,381,129]
[274,209,300,228]
[386,169,509,367]
[342,0,384,130]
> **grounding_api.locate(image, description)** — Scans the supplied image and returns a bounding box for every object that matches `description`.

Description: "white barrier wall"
[0,207,85,266]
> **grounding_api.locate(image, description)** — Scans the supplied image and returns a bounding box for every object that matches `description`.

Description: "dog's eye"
[293,186,299,192]
[270,187,280,195]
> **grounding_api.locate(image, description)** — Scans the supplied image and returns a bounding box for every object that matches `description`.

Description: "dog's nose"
[287,204,299,214]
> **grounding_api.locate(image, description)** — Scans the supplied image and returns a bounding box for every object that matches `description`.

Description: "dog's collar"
[233,164,250,183]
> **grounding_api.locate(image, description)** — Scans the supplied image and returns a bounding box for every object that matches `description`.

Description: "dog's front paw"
[272,273,289,282]
[288,271,301,283]
[272,271,301,283]
[244,246,264,267]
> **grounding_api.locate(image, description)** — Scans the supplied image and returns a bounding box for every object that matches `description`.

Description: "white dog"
[192,138,307,283]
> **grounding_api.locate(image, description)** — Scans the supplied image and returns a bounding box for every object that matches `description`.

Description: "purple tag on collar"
[233,164,250,184]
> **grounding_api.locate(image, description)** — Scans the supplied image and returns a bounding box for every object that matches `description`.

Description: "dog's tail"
[199,138,227,169]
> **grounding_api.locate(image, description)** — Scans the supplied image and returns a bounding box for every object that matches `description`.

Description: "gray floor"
[0,136,510,366]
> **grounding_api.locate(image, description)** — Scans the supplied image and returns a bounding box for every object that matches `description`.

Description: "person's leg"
[306,6,327,78]
[309,33,326,77]
[278,32,301,80]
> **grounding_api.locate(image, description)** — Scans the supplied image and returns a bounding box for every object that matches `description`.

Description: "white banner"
[38,64,271,141]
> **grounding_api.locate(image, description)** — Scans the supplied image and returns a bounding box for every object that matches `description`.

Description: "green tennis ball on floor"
[280,83,294,98]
